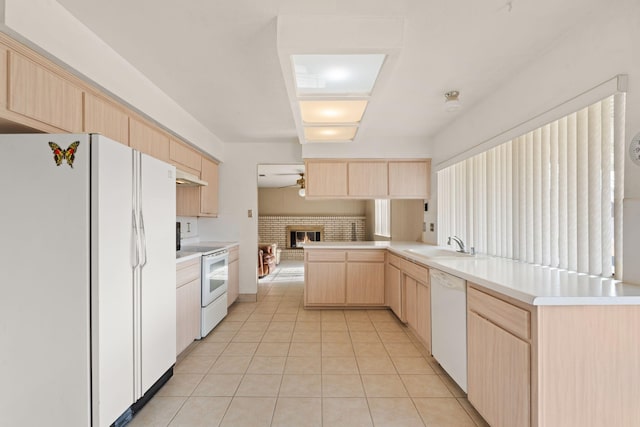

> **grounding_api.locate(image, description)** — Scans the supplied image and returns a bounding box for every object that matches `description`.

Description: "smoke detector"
[444,90,461,112]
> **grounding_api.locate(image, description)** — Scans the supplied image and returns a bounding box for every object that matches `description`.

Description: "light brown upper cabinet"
[83,92,129,145]
[348,161,388,197]
[129,117,170,163]
[176,156,219,217]
[388,160,431,199]
[7,51,83,132]
[170,139,201,176]
[0,34,222,205]
[305,160,348,198]
[199,157,219,217]
[305,158,431,199]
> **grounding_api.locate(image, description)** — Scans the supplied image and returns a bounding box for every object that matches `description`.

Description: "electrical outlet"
[177,216,198,239]
[430,223,435,232]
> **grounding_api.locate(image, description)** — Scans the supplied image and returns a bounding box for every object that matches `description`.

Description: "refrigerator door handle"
[131,210,139,268]
[139,211,148,268]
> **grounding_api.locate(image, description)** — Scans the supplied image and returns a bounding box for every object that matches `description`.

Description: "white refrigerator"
[0,134,177,427]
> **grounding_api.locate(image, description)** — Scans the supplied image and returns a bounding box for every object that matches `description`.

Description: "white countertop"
[176,241,239,263]
[302,241,640,306]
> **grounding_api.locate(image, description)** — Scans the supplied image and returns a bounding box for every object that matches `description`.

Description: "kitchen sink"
[404,247,477,259]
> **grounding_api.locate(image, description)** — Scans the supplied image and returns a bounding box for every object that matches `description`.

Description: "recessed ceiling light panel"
[293,54,385,96]
[300,100,368,124]
[304,126,358,142]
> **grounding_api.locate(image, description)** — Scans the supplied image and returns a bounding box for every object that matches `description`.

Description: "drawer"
[401,259,429,284]
[228,246,239,262]
[347,250,385,262]
[305,250,346,262]
[177,258,201,287]
[467,286,531,340]
[387,253,403,268]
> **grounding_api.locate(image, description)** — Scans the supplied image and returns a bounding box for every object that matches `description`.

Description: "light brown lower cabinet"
[385,261,402,318]
[468,310,530,427]
[402,273,430,352]
[385,253,430,350]
[415,280,431,352]
[304,249,385,307]
[305,261,346,305]
[467,284,640,427]
[227,246,239,307]
[176,258,201,356]
[404,275,417,327]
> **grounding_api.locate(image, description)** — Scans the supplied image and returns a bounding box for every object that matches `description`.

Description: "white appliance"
[0,134,176,427]
[430,268,468,392]
[199,248,229,337]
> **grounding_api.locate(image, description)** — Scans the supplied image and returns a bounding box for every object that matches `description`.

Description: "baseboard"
[238,293,257,302]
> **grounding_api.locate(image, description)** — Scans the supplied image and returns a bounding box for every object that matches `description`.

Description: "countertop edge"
[176,252,202,263]
[303,242,640,306]
[176,241,239,263]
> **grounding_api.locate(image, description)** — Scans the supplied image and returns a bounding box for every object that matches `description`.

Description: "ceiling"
[56,0,609,146]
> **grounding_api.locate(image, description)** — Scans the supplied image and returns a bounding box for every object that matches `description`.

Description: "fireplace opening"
[291,231,321,248]
[286,225,324,249]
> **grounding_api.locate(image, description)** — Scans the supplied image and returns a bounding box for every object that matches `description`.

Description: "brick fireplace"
[259,215,366,260]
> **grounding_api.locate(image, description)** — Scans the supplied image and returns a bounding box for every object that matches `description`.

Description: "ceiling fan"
[277,173,306,197]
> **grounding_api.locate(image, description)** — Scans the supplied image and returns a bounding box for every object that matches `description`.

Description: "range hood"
[175,169,208,186]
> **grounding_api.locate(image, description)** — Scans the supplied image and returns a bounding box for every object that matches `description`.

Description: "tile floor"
[129,261,489,427]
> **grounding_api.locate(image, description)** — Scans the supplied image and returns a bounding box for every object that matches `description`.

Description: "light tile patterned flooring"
[129,261,489,427]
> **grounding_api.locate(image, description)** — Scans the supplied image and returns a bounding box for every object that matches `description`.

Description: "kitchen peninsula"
[303,241,640,427]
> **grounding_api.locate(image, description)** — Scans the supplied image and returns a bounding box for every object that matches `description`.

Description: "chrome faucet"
[448,235,474,254]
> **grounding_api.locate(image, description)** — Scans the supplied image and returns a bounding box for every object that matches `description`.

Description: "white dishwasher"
[430,269,467,392]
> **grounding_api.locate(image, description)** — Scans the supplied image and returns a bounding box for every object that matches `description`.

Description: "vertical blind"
[437,94,625,277]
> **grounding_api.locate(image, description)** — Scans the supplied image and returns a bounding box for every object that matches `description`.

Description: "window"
[375,199,391,237]
[437,94,625,277]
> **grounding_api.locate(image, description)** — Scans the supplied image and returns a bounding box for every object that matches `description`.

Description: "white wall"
[0,0,225,160]
[429,0,640,283]
[198,143,303,296]
[302,135,431,159]
[259,187,367,216]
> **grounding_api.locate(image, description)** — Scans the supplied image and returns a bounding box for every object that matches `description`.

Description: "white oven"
[200,248,228,337]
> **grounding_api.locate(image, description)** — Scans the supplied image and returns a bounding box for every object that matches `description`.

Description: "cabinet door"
[305,160,348,197]
[404,275,417,327]
[468,311,530,427]
[200,157,219,216]
[170,139,201,176]
[385,262,402,319]
[416,281,431,352]
[176,279,200,356]
[305,262,346,305]
[129,117,170,162]
[346,262,385,305]
[388,160,430,198]
[8,51,83,132]
[227,258,239,307]
[84,92,129,145]
[348,161,388,197]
